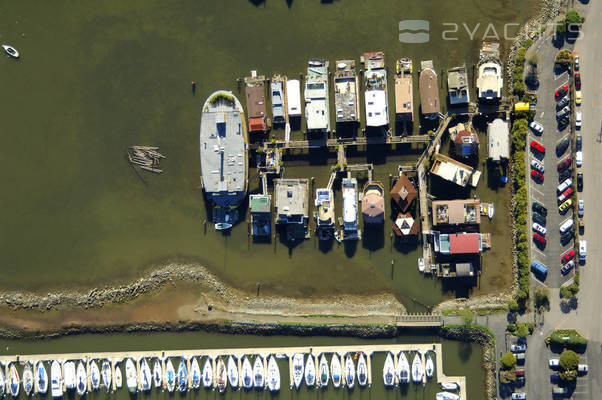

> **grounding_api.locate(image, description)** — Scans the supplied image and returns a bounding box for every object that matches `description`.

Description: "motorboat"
[383,352,395,387]
[357,353,368,387]
[266,356,280,392]
[227,356,238,389]
[330,354,342,389]
[202,357,213,389]
[76,362,87,396]
[411,352,423,383]
[190,357,201,389]
[50,360,63,398]
[436,392,461,400]
[418,258,426,273]
[63,361,76,390]
[114,362,122,389]
[425,354,434,379]
[252,356,264,389]
[1,45,19,59]
[102,360,112,391]
[440,382,459,391]
[0,365,5,397]
[241,357,253,390]
[152,359,162,389]
[291,353,304,389]
[23,362,33,396]
[176,357,187,392]
[216,358,227,393]
[125,358,138,393]
[90,360,100,390]
[318,354,329,388]
[396,352,410,384]
[304,354,315,387]
[140,358,151,392]
[165,358,175,392]
[344,354,355,389]
[36,361,48,395]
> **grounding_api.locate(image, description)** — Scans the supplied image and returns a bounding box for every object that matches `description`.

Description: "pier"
[252,134,430,151]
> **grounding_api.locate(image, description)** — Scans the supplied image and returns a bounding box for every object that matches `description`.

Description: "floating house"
[286,79,302,118]
[447,64,470,105]
[244,71,268,133]
[395,58,414,121]
[433,232,483,255]
[392,212,419,239]
[363,52,389,127]
[315,188,335,240]
[419,60,441,119]
[250,194,271,237]
[305,59,330,133]
[476,42,503,102]
[432,199,481,227]
[342,178,359,239]
[437,262,475,278]
[430,153,481,188]
[274,178,309,241]
[334,60,360,123]
[390,172,418,213]
[487,118,510,163]
[362,181,385,225]
[270,78,286,125]
[449,123,479,157]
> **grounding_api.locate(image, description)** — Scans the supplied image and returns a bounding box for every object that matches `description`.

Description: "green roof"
[250,195,271,213]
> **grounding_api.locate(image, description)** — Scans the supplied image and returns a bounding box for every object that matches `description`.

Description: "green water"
[0,331,484,400]
[0,0,534,307]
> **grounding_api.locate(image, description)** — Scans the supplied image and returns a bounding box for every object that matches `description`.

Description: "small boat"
[190,357,201,389]
[125,358,138,393]
[36,361,48,395]
[383,352,395,387]
[202,357,213,389]
[357,353,368,387]
[64,361,76,391]
[396,352,410,384]
[152,359,162,389]
[76,362,87,396]
[114,362,122,389]
[50,360,63,398]
[140,358,152,392]
[23,362,33,396]
[411,353,423,383]
[252,356,264,389]
[436,392,461,400]
[344,354,355,389]
[176,357,187,392]
[227,356,238,389]
[266,356,280,392]
[90,360,100,390]
[216,358,227,393]
[440,382,459,391]
[1,44,19,59]
[488,203,495,219]
[102,360,112,391]
[0,365,5,397]
[165,358,175,392]
[318,354,329,388]
[304,354,316,387]
[425,354,434,379]
[241,357,253,390]
[291,353,304,389]
[330,355,342,389]
[418,258,425,273]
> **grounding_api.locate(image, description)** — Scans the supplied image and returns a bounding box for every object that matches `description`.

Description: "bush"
[559,350,579,375]
[534,286,550,308]
[565,10,584,27]
[545,329,588,349]
[500,352,517,369]
[507,322,534,337]
[555,49,573,64]
[508,299,519,312]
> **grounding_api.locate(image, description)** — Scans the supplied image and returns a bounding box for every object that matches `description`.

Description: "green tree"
[508,299,519,312]
[534,286,550,308]
[565,10,584,27]
[500,352,517,369]
[559,350,579,381]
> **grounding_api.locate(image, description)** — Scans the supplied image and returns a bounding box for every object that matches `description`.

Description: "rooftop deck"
[334,60,360,123]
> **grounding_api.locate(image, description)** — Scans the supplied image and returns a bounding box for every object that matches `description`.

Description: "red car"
[558,188,573,202]
[533,233,546,245]
[531,170,544,182]
[530,140,545,153]
[557,158,573,171]
[561,250,575,264]
[574,73,581,90]
[555,85,568,99]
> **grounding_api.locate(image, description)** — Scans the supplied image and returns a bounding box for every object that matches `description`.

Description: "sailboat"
[241,357,253,390]
[357,353,368,387]
[436,392,461,400]
[90,360,101,390]
[202,357,213,389]
[266,356,280,392]
[252,356,264,389]
[318,354,329,388]
[114,362,122,389]
[291,353,304,389]
[64,361,76,391]
[140,358,152,392]
[50,360,63,398]
[165,358,175,392]
[190,357,201,389]
[0,365,5,397]
[440,382,459,391]
[23,362,33,396]
[304,354,315,387]
[425,353,434,379]
[396,352,410,384]
[36,361,48,395]
[152,359,162,389]
[216,358,227,393]
[76,362,87,396]
[102,360,112,391]
[227,356,238,389]
[411,352,423,383]
[176,357,187,392]
[344,354,355,389]
[383,352,395,387]
[330,355,342,389]
[125,358,138,393]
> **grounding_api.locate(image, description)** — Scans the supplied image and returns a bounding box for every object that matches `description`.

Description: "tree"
[559,350,579,381]
[555,49,573,64]
[534,286,550,308]
[515,323,532,338]
[500,352,517,369]
[508,299,519,312]
[565,10,584,27]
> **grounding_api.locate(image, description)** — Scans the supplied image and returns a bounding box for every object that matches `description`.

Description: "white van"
[579,240,587,262]
[557,178,572,194]
[559,219,574,234]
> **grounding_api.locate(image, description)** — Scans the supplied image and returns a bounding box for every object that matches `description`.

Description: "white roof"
[286,79,301,117]
[365,90,388,127]
[342,179,357,223]
[305,82,329,131]
[487,118,509,161]
[477,62,503,99]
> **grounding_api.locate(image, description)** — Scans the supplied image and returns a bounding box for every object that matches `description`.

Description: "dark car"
[532,212,546,226]
[531,170,544,182]
[576,134,582,151]
[556,106,570,120]
[577,172,583,191]
[575,72,581,90]
[558,116,570,130]
[531,140,545,153]
[557,158,572,171]
[560,230,574,245]
[558,169,571,182]
[556,138,570,156]
[556,96,570,110]
[550,373,559,382]
[555,85,568,98]
[532,201,547,216]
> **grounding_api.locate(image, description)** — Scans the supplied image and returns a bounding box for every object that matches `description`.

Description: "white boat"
[216,358,227,393]
[418,258,426,273]
[342,178,359,237]
[0,364,5,397]
[1,44,19,59]
[291,353,304,389]
[190,357,201,389]
[363,51,389,127]
[50,360,63,398]
[396,352,410,384]
[23,362,33,396]
[125,358,137,393]
[8,363,19,397]
[165,358,175,392]
[76,362,87,396]
[90,360,100,390]
[64,361,76,390]
[304,354,316,387]
[266,356,280,392]
[344,354,355,389]
[36,361,48,395]
[140,358,152,392]
[227,356,238,389]
[318,354,329,388]
[152,359,162,389]
[425,354,434,378]
[202,357,213,389]
[436,392,461,400]
[383,352,395,387]
[114,362,122,389]
[252,356,264,389]
[102,360,112,391]
[176,358,187,392]
[440,382,459,391]
[357,353,368,387]
[411,353,423,383]
[330,355,342,389]
[488,203,495,219]
[241,357,253,390]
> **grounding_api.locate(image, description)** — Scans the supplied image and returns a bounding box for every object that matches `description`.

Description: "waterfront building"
[419,60,441,119]
[392,212,419,239]
[432,199,481,228]
[274,178,309,241]
[395,58,414,121]
[437,262,475,278]
[487,118,510,163]
[305,59,330,134]
[433,232,484,255]
[361,181,385,225]
[334,60,360,123]
[270,80,286,125]
[430,153,481,188]
[363,52,389,127]
[390,173,417,213]
[447,64,470,105]
[245,71,268,132]
[449,123,479,157]
[250,194,271,237]
[476,42,503,102]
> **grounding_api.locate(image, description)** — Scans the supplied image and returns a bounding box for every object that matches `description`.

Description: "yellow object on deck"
[514,102,530,111]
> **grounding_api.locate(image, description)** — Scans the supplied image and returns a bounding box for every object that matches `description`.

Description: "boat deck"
[334,60,360,123]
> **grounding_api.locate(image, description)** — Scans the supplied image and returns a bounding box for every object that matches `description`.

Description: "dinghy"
[344,354,355,389]
[304,354,316,387]
[0,365,5,397]
[165,358,175,392]
[64,361,76,391]
[202,357,213,389]
[114,362,122,389]
[291,353,304,389]
[102,360,112,391]
[216,358,227,393]
[318,354,329,388]
[357,353,368,387]
[383,352,395,387]
[411,353,423,383]
[190,357,201,389]
[266,356,280,392]
[176,357,187,392]
[90,360,101,390]
[152,359,162,389]
[227,356,238,389]
[436,392,461,400]
[252,356,264,389]
[425,354,434,379]
[36,361,48,395]
[241,357,253,390]
[330,354,342,389]
[440,382,459,391]
[50,360,63,398]
[76,362,87,396]
[23,362,33,396]
[140,358,152,392]
[9,363,20,397]
[396,352,410,384]
[1,45,19,59]
[125,358,138,393]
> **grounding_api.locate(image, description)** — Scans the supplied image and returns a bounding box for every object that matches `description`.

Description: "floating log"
[130,146,159,150]
[140,166,163,174]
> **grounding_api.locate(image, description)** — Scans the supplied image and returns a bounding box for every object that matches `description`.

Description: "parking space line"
[532,247,546,258]
[554,72,567,81]
[530,186,545,197]
[557,133,571,143]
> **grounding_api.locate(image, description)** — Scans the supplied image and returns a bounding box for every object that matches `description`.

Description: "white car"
[575,111,582,129]
[578,199,584,217]
[511,393,526,400]
[510,344,527,352]
[530,160,545,173]
[529,121,544,135]
[532,223,547,236]
[549,358,560,368]
[576,151,583,167]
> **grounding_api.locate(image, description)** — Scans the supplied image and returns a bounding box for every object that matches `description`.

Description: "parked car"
[511,393,526,400]
[574,53,580,70]
[532,212,546,225]
[513,353,525,363]
[576,112,582,129]
[531,159,545,173]
[558,169,571,182]
[516,376,525,386]
[561,260,575,275]
[529,121,544,135]
[531,140,545,153]
[575,90,582,105]
[531,260,548,278]
[556,106,570,120]
[556,138,570,156]
[557,158,572,171]
[562,250,575,263]
[574,72,581,89]
[576,133,582,149]
[578,199,584,217]
[558,188,573,203]
[533,233,546,245]
[531,170,544,182]
[555,85,568,98]
[553,387,568,395]
[560,230,574,245]
[532,222,547,235]
[577,364,588,374]
[559,199,573,213]
[550,372,559,382]
[556,95,570,109]
[557,178,572,194]
[577,173,583,191]
[549,358,560,368]
[576,151,583,167]
[532,201,547,216]
[511,344,527,352]
[559,218,574,234]
[558,116,570,130]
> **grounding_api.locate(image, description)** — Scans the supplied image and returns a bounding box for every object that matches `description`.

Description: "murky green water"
[0,331,484,400]
[0,0,534,308]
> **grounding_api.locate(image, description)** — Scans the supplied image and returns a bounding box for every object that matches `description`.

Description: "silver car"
[511,344,527,352]
[530,160,545,173]
[532,223,547,236]
[578,199,584,217]
[529,121,544,135]
[556,95,570,109]
[556,106,570,120]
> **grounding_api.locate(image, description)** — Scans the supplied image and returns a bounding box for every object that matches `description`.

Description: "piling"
[191,82,196,94]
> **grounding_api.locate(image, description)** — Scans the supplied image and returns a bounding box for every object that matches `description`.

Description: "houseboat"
[286,79,302,118]
[362,181,385,225]
[342,178,359,239]
[363,52,389,127]
[476,42,503,102]
[274,178,310,241]
[244,71,268,132]
[270,76,286,125]
[447,64,470,106]
[395,58,414,121]
[419,60,441,120]
[333,60,360,123]
[315,188,335,240]
[200,91,248,230]
[305,59,330,134]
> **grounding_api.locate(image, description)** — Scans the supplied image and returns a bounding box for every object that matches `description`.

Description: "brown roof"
[395,76,413,118]
[392,212,419,236]
[455,130,479,144]
[362,181,385,224]
[432,199,481,226]
[390,173,417,212]
[245,84,267,131]
[419,68,440,116]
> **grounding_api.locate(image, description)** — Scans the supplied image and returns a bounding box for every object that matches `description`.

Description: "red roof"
[449,233,480,254]
[249,116,266,132]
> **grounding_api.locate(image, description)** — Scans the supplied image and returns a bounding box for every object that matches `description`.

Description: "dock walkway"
[253,134,429,151]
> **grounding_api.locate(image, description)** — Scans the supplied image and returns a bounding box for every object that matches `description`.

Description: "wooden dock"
[252,134,429,151]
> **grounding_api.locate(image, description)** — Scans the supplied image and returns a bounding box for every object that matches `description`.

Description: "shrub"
[545,330,587,348]
[555,49,573,64]
[507,322,534,337]
[565,10,584,27]
[500,352,517,369]
[559,350,579,376]
[508,299,519,312]
[534,286,550,308]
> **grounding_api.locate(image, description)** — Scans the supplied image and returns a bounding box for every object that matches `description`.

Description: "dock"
[252,134,430,151]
